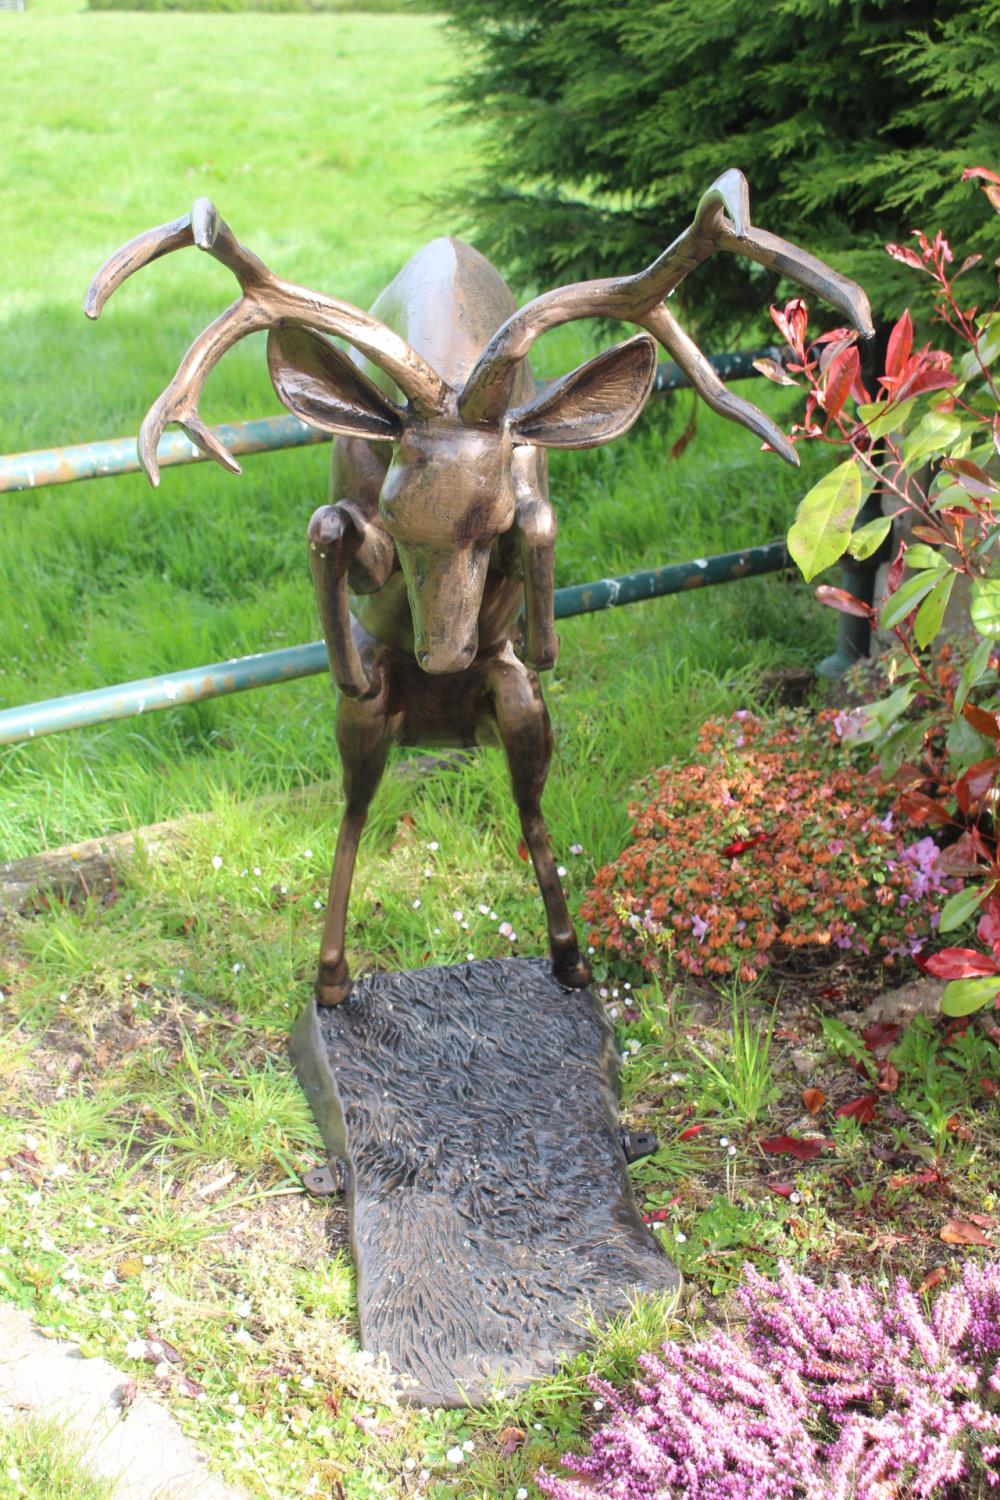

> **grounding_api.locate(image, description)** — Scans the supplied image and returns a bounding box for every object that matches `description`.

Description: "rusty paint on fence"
[0,415,328,494]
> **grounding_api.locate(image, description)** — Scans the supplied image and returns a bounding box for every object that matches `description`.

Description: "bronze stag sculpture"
[86,170,872,1006]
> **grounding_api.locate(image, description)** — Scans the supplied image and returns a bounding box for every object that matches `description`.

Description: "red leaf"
[822,345,860,420]
[759,1135,827,1160]
[678,1125,704,1141]
[885,309,913,380]
[886,540,907,597]
[897,792,953,827]
[720,832,771,859]
[945,457,1000,492]
[955,757,1000,815]
[916,947,1000,980]
[765,1180,796,1197]
[962,704,1000,740]
[835,1093,878,1124]
[940,1218,993,1246]
[936,831,985,876]
[815,585,874,619]
[769,298,808,357]
[885,242,926,271]
[802,1088,825,1115]
[904,365,957,399]
[516,838,529,862]
[861,1021,902,1050]
[979,1077,1000,1097]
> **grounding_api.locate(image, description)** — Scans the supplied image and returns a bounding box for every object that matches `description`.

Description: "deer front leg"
[308,502,394,699]
[316,668,395,1006]
[486,649,590,990]
[506,490,560,673]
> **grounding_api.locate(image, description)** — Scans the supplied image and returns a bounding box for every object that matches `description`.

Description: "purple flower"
[691,913,709,945]
[538,1261,1000,1500]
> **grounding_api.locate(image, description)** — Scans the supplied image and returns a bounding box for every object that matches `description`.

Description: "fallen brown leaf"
[801,1088,825,1115]
[877,1061,900,1093]
[940,1218,993,1246]
[918,1267,947,1294]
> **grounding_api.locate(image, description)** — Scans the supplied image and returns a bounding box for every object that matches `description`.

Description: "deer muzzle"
[398,541,490,675]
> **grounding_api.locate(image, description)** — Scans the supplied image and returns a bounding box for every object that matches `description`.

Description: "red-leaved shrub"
[581,712,956,982]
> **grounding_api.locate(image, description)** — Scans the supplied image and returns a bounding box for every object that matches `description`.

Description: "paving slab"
[0,1304,245,1500]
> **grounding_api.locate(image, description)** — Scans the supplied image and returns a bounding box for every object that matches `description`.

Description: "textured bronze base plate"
[289,957,680,1407]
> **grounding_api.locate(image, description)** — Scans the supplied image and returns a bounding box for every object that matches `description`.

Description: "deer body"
[307,238,587,1001]
[332,235,541,677]
[86,173,873,1008]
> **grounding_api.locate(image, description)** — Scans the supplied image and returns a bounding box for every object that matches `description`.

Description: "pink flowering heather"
[538,1260,1000,1500]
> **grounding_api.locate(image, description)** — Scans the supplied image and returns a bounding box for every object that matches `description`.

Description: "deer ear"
[507,333,657,450]
[267,324,406,440]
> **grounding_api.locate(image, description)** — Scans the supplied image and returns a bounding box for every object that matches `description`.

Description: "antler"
[459,169,874,466]
[85,199,451,485]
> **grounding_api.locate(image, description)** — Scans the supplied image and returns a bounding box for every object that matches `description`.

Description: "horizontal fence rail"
[0,350,778,495]
[0,544,791,746]
[0,342,806,747]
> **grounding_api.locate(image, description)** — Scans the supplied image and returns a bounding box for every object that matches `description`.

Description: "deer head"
[261,318,658,672]
[85,173,872,674]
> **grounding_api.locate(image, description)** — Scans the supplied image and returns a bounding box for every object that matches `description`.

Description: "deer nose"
[416,641,477,674]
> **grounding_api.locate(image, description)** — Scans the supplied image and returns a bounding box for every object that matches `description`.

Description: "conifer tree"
[434,0,1000,341]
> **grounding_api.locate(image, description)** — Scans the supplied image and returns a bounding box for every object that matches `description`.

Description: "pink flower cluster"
[538,1260,1000,1500]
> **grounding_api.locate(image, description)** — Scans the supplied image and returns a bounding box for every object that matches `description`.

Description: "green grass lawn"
[0,2,833,864]
[11,11,980,1500]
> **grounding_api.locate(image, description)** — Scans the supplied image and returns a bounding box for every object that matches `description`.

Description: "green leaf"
[878,717,929,775]
[941,976,1000,1017]
[971,577,1000,638]
[913,571,955,648]
[846,683,916,745]
[846,514,892,561]
[954,637,994,713]
[905,543,946,571]
[958,314,1000,383]
[788,459,864,582]
[880,566,947,630]
[946,713,990,762]
[938,883,990,934]
[856,398,916,441]
[901,412,963,469]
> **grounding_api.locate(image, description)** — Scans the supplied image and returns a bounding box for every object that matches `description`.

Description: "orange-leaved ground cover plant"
[580,712,959,983]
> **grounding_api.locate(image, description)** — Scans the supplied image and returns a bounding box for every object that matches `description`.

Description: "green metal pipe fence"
[0,345,813,747]
[0,543,790,745]
[0,350,775,495]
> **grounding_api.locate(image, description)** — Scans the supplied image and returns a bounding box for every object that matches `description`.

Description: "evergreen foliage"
[434,0,1000,341]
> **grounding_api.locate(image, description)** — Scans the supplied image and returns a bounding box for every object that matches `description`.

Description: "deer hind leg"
[486,651,591,990]
[316,675,394,1006]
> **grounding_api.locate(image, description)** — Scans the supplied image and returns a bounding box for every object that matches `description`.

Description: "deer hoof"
[315,962,352,1007]
[552,952,592,991]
